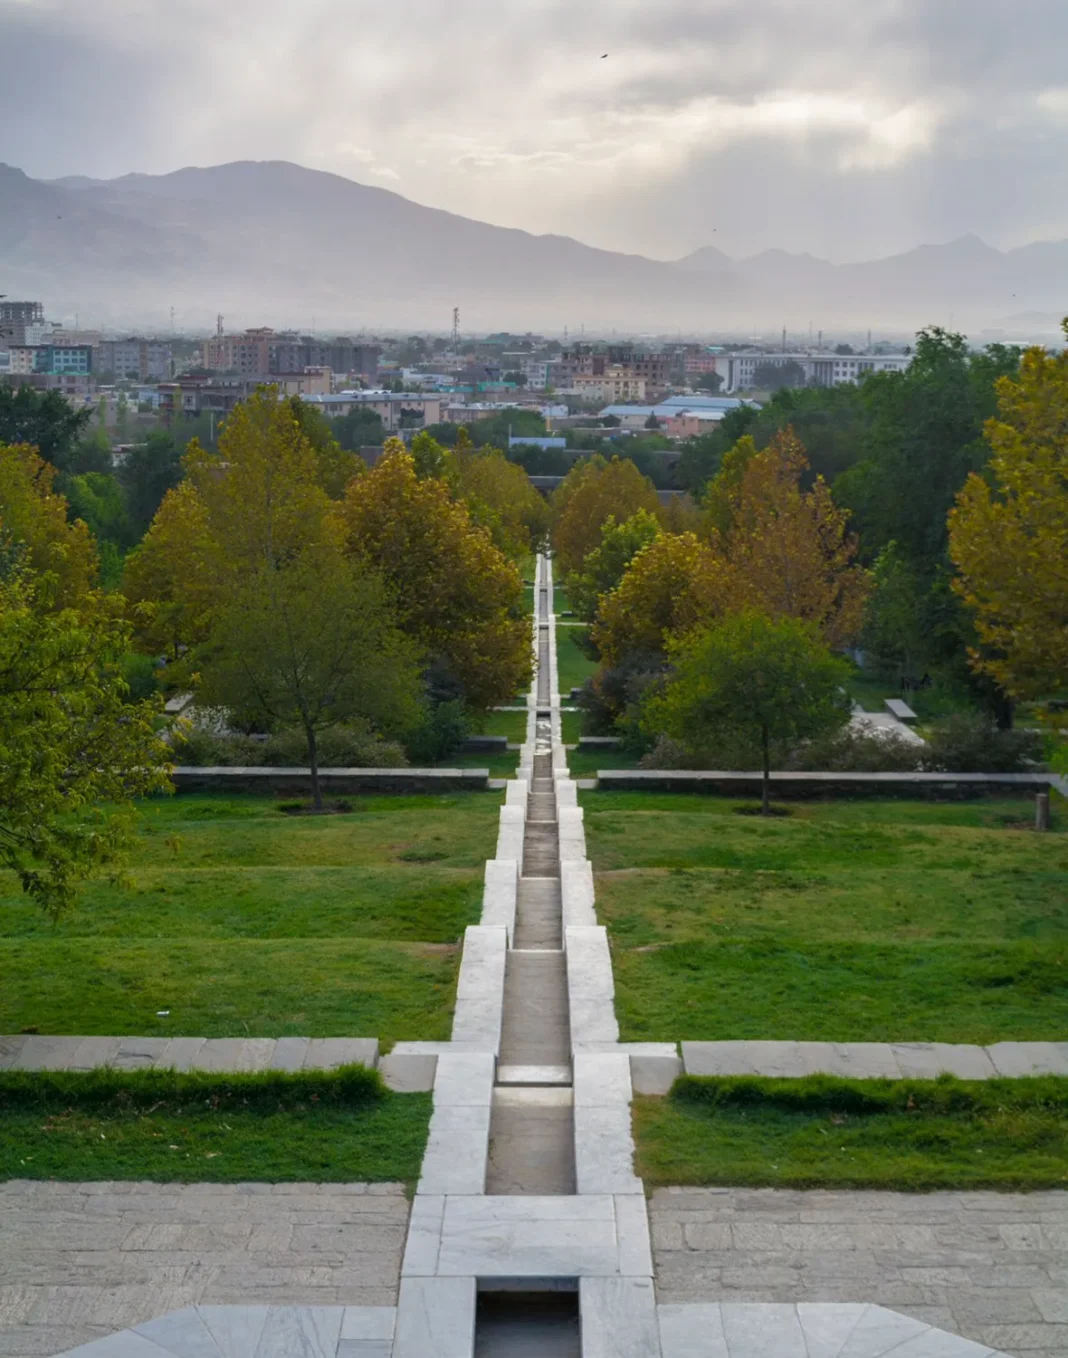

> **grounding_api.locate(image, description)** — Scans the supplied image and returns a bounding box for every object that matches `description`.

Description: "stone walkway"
[651,1187,1068,1357]
[0,1180,408,1356]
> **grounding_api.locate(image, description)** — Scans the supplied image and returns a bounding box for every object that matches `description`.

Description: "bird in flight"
[601,52,608,58]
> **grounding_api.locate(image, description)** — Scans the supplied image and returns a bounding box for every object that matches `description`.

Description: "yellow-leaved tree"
[341,440,532,709]
[0,442,98,608]
[713,428,870,648]
[551,455,660,577]
[948,335,1068,696]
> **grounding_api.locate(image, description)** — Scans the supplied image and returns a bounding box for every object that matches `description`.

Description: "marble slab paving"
[416,1194,651,1279]
[656,1303,1012,1358]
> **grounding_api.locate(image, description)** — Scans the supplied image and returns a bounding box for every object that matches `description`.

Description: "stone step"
[497,1064,573,1086]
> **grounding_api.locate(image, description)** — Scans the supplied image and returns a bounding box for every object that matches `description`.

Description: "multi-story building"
[6,346,38,375]
[723,350,911,392]
[0,300,44,345]
[100,339,173,381]
[35,345,94,376]
[303,391,443,431]
[572,367,647,404]
[202,331,380,383]
[201,328,274,376]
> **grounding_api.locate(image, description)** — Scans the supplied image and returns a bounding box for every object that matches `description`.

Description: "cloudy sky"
[2,0,1066,263]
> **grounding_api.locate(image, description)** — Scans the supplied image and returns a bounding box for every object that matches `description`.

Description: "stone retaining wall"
[596,770,1060,799]
[170,766,490,794]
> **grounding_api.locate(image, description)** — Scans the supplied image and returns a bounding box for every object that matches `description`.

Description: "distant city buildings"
[200,329,380,382]
[722,350,910,392]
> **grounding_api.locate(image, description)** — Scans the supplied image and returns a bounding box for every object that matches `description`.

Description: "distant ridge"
[2,159,1066,332]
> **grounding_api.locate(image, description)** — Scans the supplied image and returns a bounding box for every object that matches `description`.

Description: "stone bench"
[884,697,918,722]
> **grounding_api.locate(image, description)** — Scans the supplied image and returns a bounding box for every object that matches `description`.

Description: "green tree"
[286,396,361,498]
[119,430,185,537]
[115,392,131,442]
[197,542,420,811]
[567,509,661,622]
[0,385,91,469]
[0,569,168,918]
[861,541,928,680]
[63,472,134,586]
[644,611,851,813]
[751,360,806,392]
[0,442,98,608]
[693,372,723,393]
[332,405,387,451]
[551,455,660,576]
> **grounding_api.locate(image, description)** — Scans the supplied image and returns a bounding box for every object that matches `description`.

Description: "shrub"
[789,726,923,772]
[920,713,1046,773]
[404,699,471,764]
[171,722,407,768]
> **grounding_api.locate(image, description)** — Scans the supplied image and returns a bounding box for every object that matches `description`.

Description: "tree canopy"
[643,611,851,812]
[949,333,1068,697]
[551,455,660,576]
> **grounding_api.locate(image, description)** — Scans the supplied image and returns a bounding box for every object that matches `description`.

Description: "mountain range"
[1,159,1065,335]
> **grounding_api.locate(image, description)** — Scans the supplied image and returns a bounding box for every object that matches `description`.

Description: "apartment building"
[100,339,173,381]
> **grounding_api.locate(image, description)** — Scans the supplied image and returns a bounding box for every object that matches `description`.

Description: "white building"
[723,351,910,392]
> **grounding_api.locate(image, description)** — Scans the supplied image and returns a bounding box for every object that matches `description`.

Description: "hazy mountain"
[2,159,1067,333]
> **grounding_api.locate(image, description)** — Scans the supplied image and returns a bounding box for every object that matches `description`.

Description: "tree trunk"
[305,722,322,813]
[761,724,771,817]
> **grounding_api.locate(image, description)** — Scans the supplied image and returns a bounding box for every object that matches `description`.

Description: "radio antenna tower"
[452,306,460,354]
[216,313,224,337]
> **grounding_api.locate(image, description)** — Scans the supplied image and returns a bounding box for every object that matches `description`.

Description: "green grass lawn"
[556,628,598,695]
[561,711,583,745]
[439,751,520,778]
[846,670,974,722]
[635,1075,1068,1191]
[553,585,573,616]
[582,792,1068,1043]
[0,792,502,1042]
[0,1067,430,1183]
[480,709,529,742]
[564,747,644,779]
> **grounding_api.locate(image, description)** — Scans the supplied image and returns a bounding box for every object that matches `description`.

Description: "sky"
[2,0,1067,263]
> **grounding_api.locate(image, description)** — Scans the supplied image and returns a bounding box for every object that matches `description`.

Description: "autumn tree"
[0,442,98,608]
[643,611,851,813]
[0,568,168,918]
[593,532,725,671]
[949,334,1068,696]
[551,455,660,576]
[123,391,418,783]
[712,428,869,647]
[340,440,531,709]
[568,509,661,623]
[452,436,549,561]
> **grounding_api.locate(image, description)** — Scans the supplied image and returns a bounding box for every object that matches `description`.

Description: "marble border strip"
[680,1039,1068,1080]
[0,1034,379,1074]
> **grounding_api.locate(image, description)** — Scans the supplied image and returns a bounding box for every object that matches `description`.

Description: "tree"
[861,541,929,680]
[115,392,131,442]
[452,440,549,560]
[0,385,91,469]
[644,413,661,430]
[593,532,725,671]
[122,480,215,664]
[119,430,185,537]
[751,360,806,392]
[693,372,724,394]
[711,428,870,648]
[644,611,851,813]
[0,442,98,608]
[551,455,660,576]
[197,541,420,811]
[503,370,528,387]
[332,405,386,452]
[567,509,661,622]
[0,569,168,918]
[675,403,759,494]
[948,334,1068,697]
[340,441,531,709]
[286,396,361,498]
[63,472,134,586]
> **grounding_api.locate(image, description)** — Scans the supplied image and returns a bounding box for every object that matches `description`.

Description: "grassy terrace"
[556,626,598,695]
[635,1075,1068,1191]
[582,792,1068,1043]
[0,792,502,1044]
[0,1067,430,1183]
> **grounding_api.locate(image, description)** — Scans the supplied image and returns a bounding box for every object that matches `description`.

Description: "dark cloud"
[1,0,1066,260]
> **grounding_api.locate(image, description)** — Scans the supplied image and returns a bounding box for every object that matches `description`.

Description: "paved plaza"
[652,1187,1068,1357]
[0,1180,408,1356]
